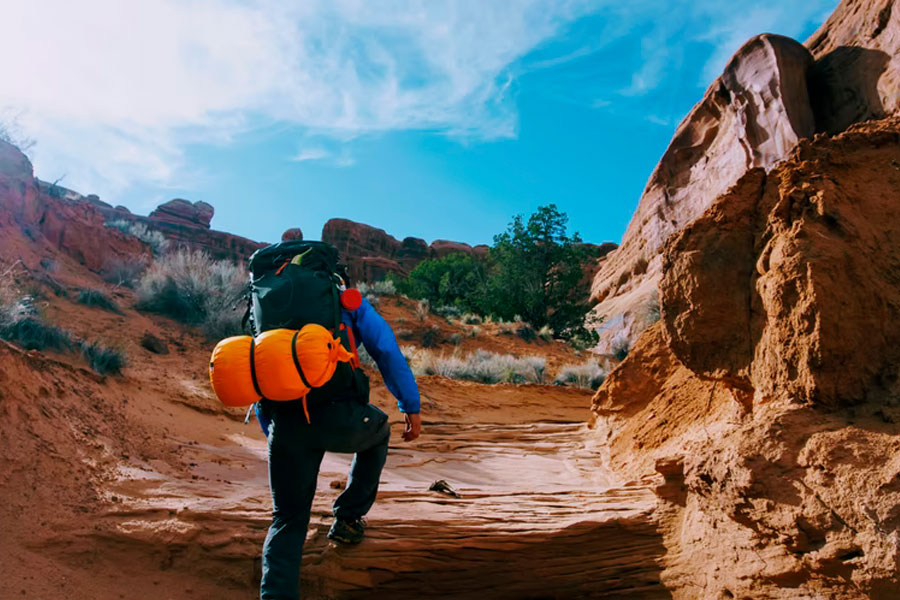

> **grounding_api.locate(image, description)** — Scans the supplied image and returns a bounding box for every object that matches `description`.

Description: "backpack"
[243,240,368,412]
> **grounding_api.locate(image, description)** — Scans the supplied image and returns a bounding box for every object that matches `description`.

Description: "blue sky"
[4,1,838,247]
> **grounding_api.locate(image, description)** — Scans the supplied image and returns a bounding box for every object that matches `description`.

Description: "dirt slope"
[0,205,655,598]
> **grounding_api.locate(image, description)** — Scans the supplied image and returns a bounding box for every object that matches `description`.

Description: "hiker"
[246,241,422,600]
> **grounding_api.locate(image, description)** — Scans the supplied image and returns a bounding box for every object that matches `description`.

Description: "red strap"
[341,323,361,369]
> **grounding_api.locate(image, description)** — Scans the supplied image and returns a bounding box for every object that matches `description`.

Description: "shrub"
[537,325,553,342]
[0,317,73,352]
[357,344,377,368]
[136,249,247,338]
[395,328,415,340]
[554,362,606,390]
[611,337,631,361]
[461,313,482,325]
[404,253,486,311]
[414,299,429,322]
[448,333,462,346]
[422,326,442,348]
[102,257,147,288]
[468,325,481,338]
[433,305,462,320]
[357,280,397,296]
[77,289,121,313]
[516,324,536,343]
[80,341,126,375]
[409,348,546,384]
[107,220,169,256]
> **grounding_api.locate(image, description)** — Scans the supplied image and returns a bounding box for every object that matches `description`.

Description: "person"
[256,292,422,600]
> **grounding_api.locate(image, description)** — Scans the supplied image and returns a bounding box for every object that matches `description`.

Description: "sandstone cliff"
[321,217,491,282]
[0,141,149,272]
[592,118,900,598]
[589,0,900,353]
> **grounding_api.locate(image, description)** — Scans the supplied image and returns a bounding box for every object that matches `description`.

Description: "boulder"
[149,199,214,229]
[589,34,817,353]
[281,228,303,242]
[807,0,900,133]
[430,240,474,259]
[589,9,900,353]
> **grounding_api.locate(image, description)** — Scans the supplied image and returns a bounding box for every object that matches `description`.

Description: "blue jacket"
[344,298,420,414]
[255,299,420,434]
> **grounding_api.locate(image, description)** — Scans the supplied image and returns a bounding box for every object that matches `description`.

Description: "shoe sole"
[327,533,363,545]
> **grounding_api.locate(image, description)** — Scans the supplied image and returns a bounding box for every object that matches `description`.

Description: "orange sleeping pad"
[209,323,354,407]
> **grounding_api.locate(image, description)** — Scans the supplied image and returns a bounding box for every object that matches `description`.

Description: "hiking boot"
[328,517,366,545]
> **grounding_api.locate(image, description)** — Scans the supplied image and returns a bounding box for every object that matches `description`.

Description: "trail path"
[94,379,669,599]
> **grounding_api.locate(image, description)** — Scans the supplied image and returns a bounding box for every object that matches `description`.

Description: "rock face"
[590,4,900,352]
[590,34,817,352]
[322,218,496,282]
[0,141,149,271]
[592,119,900,598]
[807,0,900,133]
[148,199,214,229]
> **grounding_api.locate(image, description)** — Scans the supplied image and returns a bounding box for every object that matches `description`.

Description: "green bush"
[516,324,536,343]
[77,289,121,313]
[404,253,486,312]
[136,249,246,338]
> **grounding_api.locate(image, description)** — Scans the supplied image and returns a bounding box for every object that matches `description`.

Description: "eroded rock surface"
[590,1,900,352]
[590,34,816,352]
[322,218,494,282]
[593,119,900,599]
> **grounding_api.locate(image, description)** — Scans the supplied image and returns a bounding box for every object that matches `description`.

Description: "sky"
[2,0,838,247]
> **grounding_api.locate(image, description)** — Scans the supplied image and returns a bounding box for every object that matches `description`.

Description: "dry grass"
[136,249,247,338]
[554,361,607,390]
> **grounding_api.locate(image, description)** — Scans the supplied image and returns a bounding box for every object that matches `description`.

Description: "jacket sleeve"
[351,299,421,414]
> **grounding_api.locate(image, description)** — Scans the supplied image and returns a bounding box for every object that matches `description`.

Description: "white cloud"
[0,0,839,202]
[291,148,331,162]
[1,0,595,199]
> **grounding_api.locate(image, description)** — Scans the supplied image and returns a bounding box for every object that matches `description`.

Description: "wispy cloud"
[291,148,331,163]
[1,0,595,198]
[0,0,838,201]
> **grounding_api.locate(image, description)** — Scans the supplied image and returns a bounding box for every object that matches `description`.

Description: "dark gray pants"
[259,400,390,600]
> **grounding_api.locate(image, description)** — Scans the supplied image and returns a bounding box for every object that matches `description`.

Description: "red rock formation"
[0,141,149,271]
[807,0,900,133]
[590,34,817,352]
[148,198,214,229]
[590,4,900,352]
[94,200,264,264]
[321,218,503,282]
[281,228,303,242]
[593,119,900,598]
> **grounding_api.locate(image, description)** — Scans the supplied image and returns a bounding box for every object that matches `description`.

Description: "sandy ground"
[0,237,665,598]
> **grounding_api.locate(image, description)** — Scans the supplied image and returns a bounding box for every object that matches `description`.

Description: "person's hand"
[403,413,421,442]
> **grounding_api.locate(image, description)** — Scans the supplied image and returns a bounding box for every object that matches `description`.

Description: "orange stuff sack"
[254,324,354,399]
[209,336,262,407]
[208,324,354,406]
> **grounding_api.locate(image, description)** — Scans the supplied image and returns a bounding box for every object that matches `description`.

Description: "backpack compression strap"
[290,330,313,424]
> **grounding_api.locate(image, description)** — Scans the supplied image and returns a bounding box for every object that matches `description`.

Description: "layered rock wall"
[322,218,491,282]
[0,141,149,271]
[592,119,900,598]
[590,2,900,352]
